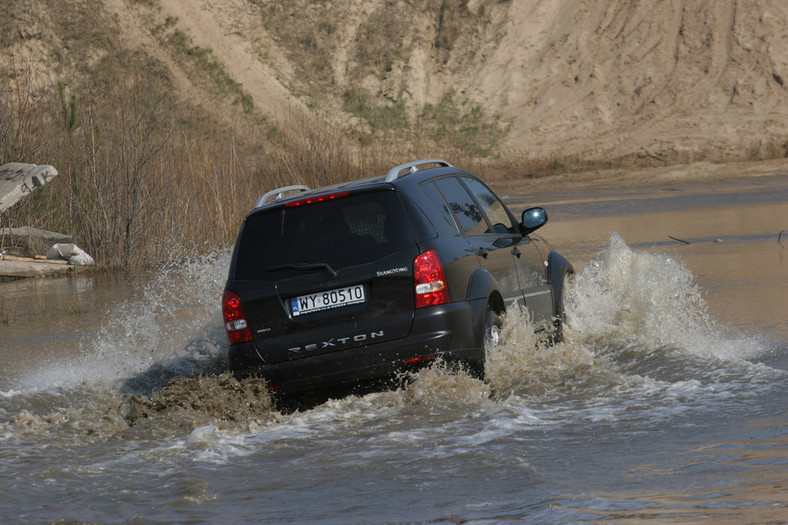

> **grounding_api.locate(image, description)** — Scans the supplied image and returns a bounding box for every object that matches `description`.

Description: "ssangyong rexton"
[223,160,573,396]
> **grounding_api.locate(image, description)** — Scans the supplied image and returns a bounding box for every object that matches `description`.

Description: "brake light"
[413,250,449,308]
[222,290,253,345]
[285,191,349,207]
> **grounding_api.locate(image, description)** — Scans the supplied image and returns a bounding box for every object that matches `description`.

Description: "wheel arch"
[466,268,505,313]
[466,268,506,347]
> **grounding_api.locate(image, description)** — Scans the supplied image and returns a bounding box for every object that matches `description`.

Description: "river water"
[1,175,786,524]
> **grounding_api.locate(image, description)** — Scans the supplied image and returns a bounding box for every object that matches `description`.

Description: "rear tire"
[483,308,503,369]
[551,271,573,344]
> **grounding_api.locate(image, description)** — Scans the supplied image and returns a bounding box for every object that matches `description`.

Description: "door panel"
[512,236,547,288]
[433,176,523,307]
[457,176,551,321]
[512,236,552,324]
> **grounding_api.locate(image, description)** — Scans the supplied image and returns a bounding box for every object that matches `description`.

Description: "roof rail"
[255,185,310,207]
[384,159,453,182]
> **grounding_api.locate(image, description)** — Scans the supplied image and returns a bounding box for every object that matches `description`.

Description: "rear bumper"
[227,299,485,394]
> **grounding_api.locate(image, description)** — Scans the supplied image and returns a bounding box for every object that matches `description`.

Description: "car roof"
[250,159,473,212]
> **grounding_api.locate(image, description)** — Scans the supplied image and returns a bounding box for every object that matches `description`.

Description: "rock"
[46,243,95,266]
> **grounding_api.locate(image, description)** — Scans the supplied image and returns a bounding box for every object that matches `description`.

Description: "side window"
[461,177,517,234]
[419,182,456,230]
[434,177,487,234]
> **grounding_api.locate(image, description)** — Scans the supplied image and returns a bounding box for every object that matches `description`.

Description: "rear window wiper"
[262,262,338,278]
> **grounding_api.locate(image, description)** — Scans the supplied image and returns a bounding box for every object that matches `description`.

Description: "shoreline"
[492,157,788,196]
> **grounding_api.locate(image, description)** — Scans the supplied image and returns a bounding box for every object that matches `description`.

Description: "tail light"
[223,290,253,345]
[403,355,437,365]
[413,250,449,308]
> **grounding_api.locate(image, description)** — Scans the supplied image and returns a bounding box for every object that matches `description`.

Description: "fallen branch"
[669,235,691,245]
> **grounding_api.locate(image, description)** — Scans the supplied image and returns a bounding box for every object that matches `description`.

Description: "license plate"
[290,285,365,316]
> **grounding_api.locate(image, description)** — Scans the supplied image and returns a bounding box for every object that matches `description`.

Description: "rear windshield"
[234,190,414,280]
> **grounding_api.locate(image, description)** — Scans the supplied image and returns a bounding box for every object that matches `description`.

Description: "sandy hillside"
[5,0,788,170]
[464,0,788,165]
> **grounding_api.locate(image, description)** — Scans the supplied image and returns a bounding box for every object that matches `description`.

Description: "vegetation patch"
[419,89,507,156]
[253,0,338,91]
[165,25,254,114]
[351,6,409,78]
[343,89,408,135]
[434,0,473,64]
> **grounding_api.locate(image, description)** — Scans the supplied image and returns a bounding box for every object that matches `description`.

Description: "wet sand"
[496,158,788,195]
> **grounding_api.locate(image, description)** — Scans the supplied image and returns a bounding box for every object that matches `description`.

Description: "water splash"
[20,252,232,392]
[4,234,782,444]
[125,372,278,433]
[483,309,604,400]
[567,233,767,360]
[478,233,780,406]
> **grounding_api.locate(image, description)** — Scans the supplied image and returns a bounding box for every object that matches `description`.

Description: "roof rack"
[384,159,453,182]
[255,185,310,207]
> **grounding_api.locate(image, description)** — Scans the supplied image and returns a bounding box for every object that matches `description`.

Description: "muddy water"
[1,176,786,524]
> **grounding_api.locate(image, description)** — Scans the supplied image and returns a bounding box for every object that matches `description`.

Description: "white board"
[0,163,58,213]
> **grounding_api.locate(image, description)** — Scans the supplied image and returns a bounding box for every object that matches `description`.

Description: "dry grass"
[1,61,418,270]
[2,62,256,269]
[0,52,592,272]
[0,0,571,271]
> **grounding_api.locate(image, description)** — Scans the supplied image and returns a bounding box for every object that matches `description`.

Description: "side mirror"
[521,207,548,235]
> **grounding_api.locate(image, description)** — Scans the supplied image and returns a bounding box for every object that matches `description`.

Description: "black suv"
[223,160,572,395]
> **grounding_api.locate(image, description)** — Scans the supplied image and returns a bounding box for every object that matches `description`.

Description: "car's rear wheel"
[482,308,503,370]
[551,271,574,343]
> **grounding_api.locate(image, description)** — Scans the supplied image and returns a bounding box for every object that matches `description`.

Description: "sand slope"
[6,0,788,167]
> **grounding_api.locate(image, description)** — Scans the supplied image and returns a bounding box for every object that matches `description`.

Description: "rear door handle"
[511,247,521,258]
[476,247,488,258]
